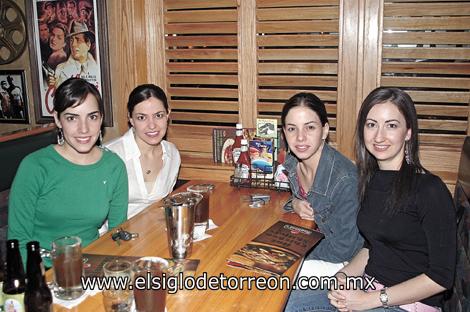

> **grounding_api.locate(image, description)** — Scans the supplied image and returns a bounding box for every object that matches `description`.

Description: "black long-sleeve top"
[357,170,456,307]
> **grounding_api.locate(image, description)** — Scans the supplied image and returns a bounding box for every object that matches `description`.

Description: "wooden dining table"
[52,181,315,312]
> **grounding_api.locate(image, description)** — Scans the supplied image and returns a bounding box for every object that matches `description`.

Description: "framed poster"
[26,0,113,125]
[0,70,29,124]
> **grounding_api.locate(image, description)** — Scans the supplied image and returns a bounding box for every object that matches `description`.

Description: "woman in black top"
[327,87,456,311]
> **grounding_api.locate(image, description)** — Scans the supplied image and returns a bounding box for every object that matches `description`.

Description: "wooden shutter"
[164,0,239,158]
[256,0,340,144]
[381,0,470,186]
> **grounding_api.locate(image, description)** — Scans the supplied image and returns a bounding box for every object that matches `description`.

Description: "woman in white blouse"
[105,84,181,220]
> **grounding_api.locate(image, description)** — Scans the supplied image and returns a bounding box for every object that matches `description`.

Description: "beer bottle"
[3,239,26,312]
[24,241,52,312]
[1,253,4,312]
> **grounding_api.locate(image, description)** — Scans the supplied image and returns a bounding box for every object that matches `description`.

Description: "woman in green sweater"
[8,78,128,266]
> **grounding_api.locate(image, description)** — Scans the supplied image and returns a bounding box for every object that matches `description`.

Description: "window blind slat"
[167,62,238,73]
[257,34,339,47]
[383,32,470,45]
[258,63,337,74]
[164,0,237,10]
[257,0,339,7]
[258,49,338,61]
[258,20,338,33]
[257,7,338,20]
[384,3,470,16]
[383,48,470,60]
[384,16,470,30]
[382,62,470,75]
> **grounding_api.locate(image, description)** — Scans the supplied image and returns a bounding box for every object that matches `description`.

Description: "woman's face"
[283,105,328,164]
[129,97,169,147]
[54,93,103,158]
[363,101,411,170]
[49,27,66,51]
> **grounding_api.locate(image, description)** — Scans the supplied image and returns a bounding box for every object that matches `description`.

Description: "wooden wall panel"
[239,0,258,128]
[164,0,239,160]
[104,0,468,187]
[379,0,470,188]
[256,0,341,146]
[381,0,470,142]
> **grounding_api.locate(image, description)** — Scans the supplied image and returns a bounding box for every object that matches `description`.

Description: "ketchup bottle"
[231,123,243,164]
[235,139,251,185]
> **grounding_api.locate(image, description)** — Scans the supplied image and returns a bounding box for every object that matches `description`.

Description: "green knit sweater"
[8,145,128,266]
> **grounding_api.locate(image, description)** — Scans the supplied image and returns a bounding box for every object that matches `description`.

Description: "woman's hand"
[292,198,314,220]
[328,290,348,311]
[329,289,376,312]
[328,272,349,311]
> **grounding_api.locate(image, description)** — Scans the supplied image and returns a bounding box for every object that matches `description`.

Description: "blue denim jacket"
[283,143,363,263]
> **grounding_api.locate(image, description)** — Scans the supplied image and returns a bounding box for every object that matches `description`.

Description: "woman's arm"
[337,247,369,277]
[107,160,129,229]
[168,145,181,192]
[7,157,42,263]
[332,273,446,311]
[309,176,363,262]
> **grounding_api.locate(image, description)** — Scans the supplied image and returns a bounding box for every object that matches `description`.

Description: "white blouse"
[105,128,181,219]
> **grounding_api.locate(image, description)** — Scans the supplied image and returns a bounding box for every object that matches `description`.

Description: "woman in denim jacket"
[283,93,363,311]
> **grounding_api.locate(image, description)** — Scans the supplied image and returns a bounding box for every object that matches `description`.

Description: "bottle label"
[232,148,241,163]
[240,164,250,179]
[3,293,25,312]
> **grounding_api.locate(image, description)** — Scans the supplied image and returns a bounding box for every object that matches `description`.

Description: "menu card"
[226,221,324,276]
[83,253,200,277]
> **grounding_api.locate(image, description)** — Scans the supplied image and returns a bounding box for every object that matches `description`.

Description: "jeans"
[284,288,407,312]
[284,288,335,312]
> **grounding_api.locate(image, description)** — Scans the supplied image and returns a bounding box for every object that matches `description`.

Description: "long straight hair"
[355,87,426,213]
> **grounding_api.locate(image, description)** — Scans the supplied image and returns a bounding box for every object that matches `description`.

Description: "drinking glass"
[102,259,133,312]
[164,191,202,259]
[186,184,213,239]
[51,236,84,300]
[132,257,168,312]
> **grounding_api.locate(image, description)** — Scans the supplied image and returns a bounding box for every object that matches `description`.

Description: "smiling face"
[49,27,66,52]
[363,101,411,170]
[54,93,103,161]
[283,105,329,165]
[129,97,169,148]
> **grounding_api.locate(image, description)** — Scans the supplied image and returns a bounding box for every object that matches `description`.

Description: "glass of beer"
[102,259,133,312]
[51,236,84,300]
[132,257,168,312]
[186,184,214,239]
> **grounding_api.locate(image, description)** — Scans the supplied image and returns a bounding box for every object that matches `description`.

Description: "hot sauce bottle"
[235,139,251,185]
[231,123,244,164]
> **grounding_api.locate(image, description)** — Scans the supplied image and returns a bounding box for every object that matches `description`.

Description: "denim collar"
[283,143,336,196]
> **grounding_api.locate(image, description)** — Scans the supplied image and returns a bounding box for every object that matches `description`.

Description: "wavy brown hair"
[355,87,426,213]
